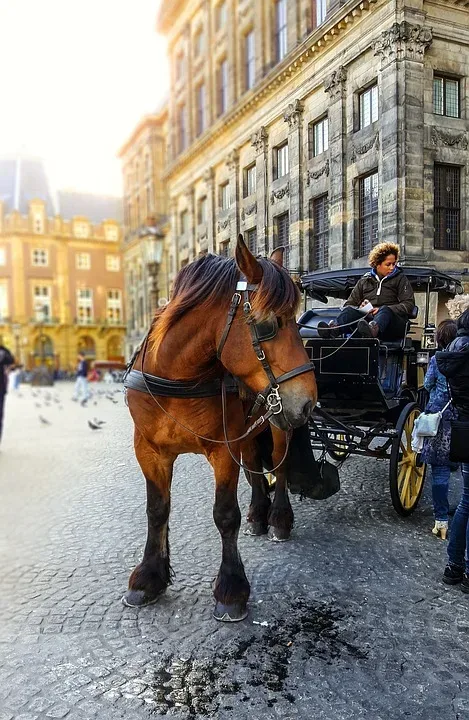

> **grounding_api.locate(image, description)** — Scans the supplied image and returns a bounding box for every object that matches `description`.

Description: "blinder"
[252,317,279,342]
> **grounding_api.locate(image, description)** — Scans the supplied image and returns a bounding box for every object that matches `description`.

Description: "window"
[32,248,48,266]
[220,241,230,257]
[217,59,229,116]
[196,83,207,136]
[357,171,379,258]
[309,117,329,158]
[180,209,189,235]
[274,212,290,264]
[315,0,327,26]
[434,164,461,250]
[433,76,460,118]
[215,1,227,30]
[275,0,288,62]
[0,281,8,321]
[105,225,118,241]
[146,184,153,215]
[0,247,5,266]
[359,84,378,129]
[310,195,329,270]
[76,253,91,270]
[194,27,204,56]
[77,288,93,325]
[198,196,208,224]
[219,181,231,211]
[33,212,44,234]
[273,142,289,180]
[33,285,51,321]
[243,164,257,197]
[245,30,255,91]
[177,104,187,153]
[106,255,121,272]
[246,227,257,255]
[74,221,90,239]
[107,289,122,325]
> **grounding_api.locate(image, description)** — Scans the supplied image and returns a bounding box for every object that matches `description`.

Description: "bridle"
[217,278,314,423]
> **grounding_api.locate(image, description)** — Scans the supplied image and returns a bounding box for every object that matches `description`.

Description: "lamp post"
[139,223,165,318]
[31,304,53,386]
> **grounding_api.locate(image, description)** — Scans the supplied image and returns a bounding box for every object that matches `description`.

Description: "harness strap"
[216,292,241,360]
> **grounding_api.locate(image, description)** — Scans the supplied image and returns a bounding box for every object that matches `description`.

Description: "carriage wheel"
[389,402,426,516]
[327,433,350,462]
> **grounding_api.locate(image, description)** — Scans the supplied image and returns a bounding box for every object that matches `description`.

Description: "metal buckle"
[236,280,248,291]
[256,349,266,361]
[243,301,252,313]
[266,386,283,415]
[232,292,242,305]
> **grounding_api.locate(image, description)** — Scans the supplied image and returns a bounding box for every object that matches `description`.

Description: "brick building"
[156,0,469,315]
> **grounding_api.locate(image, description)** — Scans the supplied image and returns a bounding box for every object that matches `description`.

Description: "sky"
[0,0,168,197]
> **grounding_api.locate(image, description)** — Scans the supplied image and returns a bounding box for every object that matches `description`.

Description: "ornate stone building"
[157,0,469,307]
[118,106,170,358]
[0,153,125,370]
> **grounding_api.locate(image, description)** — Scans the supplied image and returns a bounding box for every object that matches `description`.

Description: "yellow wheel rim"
[397,408,426,510]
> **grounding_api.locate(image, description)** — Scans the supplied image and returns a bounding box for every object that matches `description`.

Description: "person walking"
[420,320,458,540]
[72,352,91,406]
[436,308,469,591]
[0,343,15,446]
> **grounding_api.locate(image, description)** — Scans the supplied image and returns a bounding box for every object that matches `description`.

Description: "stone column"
[251,126,269,255]
[226,149,240,243]
[203,167,216,254]
[184,186,196,260]
[324,66,347,269]
[374,21,433,262]
[169,198,179,275]
[283,99,304,271]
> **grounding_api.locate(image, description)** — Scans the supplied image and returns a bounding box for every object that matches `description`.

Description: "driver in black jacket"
[436,308,469,592]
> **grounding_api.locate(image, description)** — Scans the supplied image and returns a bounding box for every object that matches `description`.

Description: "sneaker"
[432,520,448,540]
[317,321,331,339]
[328,321,341,339]
[358,319,379,338]
[442,564,464,585]
[462,575,469,594]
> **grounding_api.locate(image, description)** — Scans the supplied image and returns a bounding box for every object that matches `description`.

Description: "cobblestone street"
[1,383,468,720]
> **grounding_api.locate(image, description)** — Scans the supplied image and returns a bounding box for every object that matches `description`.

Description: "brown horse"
[123,235,317,621]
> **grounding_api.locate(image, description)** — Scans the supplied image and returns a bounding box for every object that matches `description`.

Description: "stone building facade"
[118,107,171,358]
[0,155,125,370]
[156,0,469,310]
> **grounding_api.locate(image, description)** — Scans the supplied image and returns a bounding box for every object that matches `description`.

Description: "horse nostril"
[303,400,313,418]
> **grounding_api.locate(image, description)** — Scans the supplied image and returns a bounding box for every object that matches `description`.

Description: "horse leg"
[122,432,175,608]
[209,450,250,622]
[241,438,271,536]
[267,430,294,542]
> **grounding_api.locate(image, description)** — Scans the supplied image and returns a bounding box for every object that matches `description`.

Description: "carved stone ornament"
[350,134,379,163]
[283,99,304,130]
[373,21,433,66]
[306,160,330,186]
[202,167,214,184]
[270,183,290,204]
[241,201,257,221]
[198,224,208,241]
[431,127,468,150]
[226,149,239,171]
[217,217,231,232]
[323,66,347,100]
[251,126,268,154]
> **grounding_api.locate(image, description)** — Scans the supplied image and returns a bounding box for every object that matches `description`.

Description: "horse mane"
[149,252,300,354]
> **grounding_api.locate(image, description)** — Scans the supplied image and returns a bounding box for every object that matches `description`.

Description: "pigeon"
[39,415,51,425]
[88,420,102,430]
[35,403,42,408]
[93,418,106,426]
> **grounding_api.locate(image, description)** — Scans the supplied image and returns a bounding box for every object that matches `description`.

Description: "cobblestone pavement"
[1,382,468,720]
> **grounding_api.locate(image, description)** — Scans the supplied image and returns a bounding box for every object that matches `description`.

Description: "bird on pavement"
[39,415,51,425]
[35,403,42,408]
[93,418,106,426]
[88,420,102,430]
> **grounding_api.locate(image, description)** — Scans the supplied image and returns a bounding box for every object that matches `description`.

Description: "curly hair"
[368,242,400,268]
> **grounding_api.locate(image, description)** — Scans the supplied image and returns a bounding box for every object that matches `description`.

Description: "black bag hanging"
[449,420,469,463]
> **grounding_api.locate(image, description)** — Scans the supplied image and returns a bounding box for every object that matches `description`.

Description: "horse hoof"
[213,602,248,622]
[243,521,268,536]
[268,526,291,542]
[121,589,162,608]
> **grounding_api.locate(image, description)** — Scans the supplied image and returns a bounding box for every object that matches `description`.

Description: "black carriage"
[297,266,464,516]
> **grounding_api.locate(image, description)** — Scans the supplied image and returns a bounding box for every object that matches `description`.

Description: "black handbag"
[450,420,469,463]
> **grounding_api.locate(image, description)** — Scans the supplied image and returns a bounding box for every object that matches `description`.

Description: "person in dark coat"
[420,320,458,539]
[318,242,415,340]
[436,308,469,591]
[0,343,15,446]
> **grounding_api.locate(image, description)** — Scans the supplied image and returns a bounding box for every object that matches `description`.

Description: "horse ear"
[270,246,284,267]
[235,234,263,284]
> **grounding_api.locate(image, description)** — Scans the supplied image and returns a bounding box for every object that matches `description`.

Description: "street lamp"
[31,304,53,386]
[139,222,165,314]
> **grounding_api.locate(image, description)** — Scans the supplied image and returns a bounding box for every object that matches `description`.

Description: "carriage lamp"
[416,351,430,366]
[139,223,165,311]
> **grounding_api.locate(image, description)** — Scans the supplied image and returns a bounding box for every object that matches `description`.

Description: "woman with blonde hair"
[318,242,415,339]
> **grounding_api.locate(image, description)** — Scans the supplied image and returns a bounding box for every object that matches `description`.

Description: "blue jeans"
[447,464,469,574]
[431,465,450,521]
[336,306,407,340]
[73,375,90,402]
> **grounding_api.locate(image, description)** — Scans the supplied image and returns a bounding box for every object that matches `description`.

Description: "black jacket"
[0,346,15,395]
[436,330,469,420]
[344,267,415,318]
